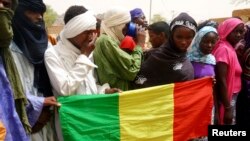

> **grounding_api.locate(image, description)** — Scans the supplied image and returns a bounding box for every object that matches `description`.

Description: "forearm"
[217,80,230,108]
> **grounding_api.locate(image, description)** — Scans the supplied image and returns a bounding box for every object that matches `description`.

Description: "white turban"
[101,8,131,42]
[62,11,97,38]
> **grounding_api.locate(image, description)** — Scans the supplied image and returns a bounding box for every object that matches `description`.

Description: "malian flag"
[58,77,213,141]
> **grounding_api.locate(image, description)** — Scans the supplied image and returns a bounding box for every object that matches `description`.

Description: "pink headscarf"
[217,18,243,40]
[212,18,243,124]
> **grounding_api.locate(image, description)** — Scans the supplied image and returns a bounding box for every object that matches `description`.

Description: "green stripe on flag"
[58,94,120,141]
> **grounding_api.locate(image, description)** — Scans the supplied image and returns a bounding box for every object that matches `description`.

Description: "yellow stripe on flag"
[119,84,174,141]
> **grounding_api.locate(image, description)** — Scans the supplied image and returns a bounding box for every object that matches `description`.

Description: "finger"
[89,33,97,45]
[51,97,57,102]
[56,103,62,107]
[50,101,61,107]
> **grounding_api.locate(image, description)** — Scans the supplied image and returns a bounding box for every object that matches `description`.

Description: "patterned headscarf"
[188,26,217,65]
[170,12,197,33]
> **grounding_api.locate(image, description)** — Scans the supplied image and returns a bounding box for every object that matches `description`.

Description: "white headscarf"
[101,8,131,42]
[62,11,97,39]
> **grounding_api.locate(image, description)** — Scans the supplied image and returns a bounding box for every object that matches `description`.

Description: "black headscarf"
[12,0,53,97]
[133,13,197,88]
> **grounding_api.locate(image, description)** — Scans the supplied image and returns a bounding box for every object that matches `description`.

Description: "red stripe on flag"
[173,77,213,141]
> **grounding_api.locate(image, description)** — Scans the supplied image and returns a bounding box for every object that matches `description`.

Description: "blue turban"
[130,8,144,19]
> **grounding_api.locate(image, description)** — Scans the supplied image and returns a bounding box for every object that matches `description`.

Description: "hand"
[223,106,233,124]
[212,77,216,85]
[43,96,61,107]
[105,88,122,94]
[135,25,146,47]
[81,32,97,56]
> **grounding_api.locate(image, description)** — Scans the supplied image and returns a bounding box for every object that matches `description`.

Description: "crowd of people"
[0,0,250,141]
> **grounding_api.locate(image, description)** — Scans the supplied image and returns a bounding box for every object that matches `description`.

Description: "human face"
[70,30,95,49]
[172,26,195,52]
[134,15,148,28]
[227,23,245,47]
[149,30,165,48]
[24,10,43,25]
[199,32,218,55]
[0,0,12,9]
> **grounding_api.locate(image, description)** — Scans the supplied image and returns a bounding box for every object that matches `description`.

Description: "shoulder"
[213,41,232,56]
[96,34,118,45]
[45,44,57,58]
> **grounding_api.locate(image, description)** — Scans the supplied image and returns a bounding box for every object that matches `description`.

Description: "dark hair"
[64,5,88,24]
[197,20,218,31]
[148,21,170,38]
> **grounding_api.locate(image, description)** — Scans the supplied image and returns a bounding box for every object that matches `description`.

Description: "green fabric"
[93,34,143,91]
[0,8,13,48]
[58,94,120,141]
[0,6,31,133]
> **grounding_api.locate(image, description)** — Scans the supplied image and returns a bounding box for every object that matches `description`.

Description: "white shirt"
[44,36,109,97]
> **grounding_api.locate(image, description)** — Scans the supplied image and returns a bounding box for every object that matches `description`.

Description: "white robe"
[10,41,56,141]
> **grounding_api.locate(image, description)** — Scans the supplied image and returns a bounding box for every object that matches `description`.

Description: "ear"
[159,32,166,39]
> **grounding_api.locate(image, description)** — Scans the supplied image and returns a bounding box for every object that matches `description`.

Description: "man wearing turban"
[10,0,60,140]
[93,8,146,91]
[44,5,121,141]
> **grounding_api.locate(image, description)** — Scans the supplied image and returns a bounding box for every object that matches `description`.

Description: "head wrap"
[168,12,197,52]
[188,26,217,65]
[0,0,17,47]
[18,0,46,13]
[130,8,144,19]
[0,8,13,48]
[101,8,131,42]
[217,18,243,40]
[12,0,48,64]
[62,11,97,39]
[170,12,197,33]
[120,36,136,52]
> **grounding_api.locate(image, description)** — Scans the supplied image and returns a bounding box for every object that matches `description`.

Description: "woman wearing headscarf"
[212,18,245,125]
[134,12,197,88]
[188,26,218,79]
[236,24,250,127]
[93,8,146,91]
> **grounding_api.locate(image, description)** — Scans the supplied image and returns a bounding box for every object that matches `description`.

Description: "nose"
[180,39,188,47]
[207,42,213,48]
[37,14,42,21]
